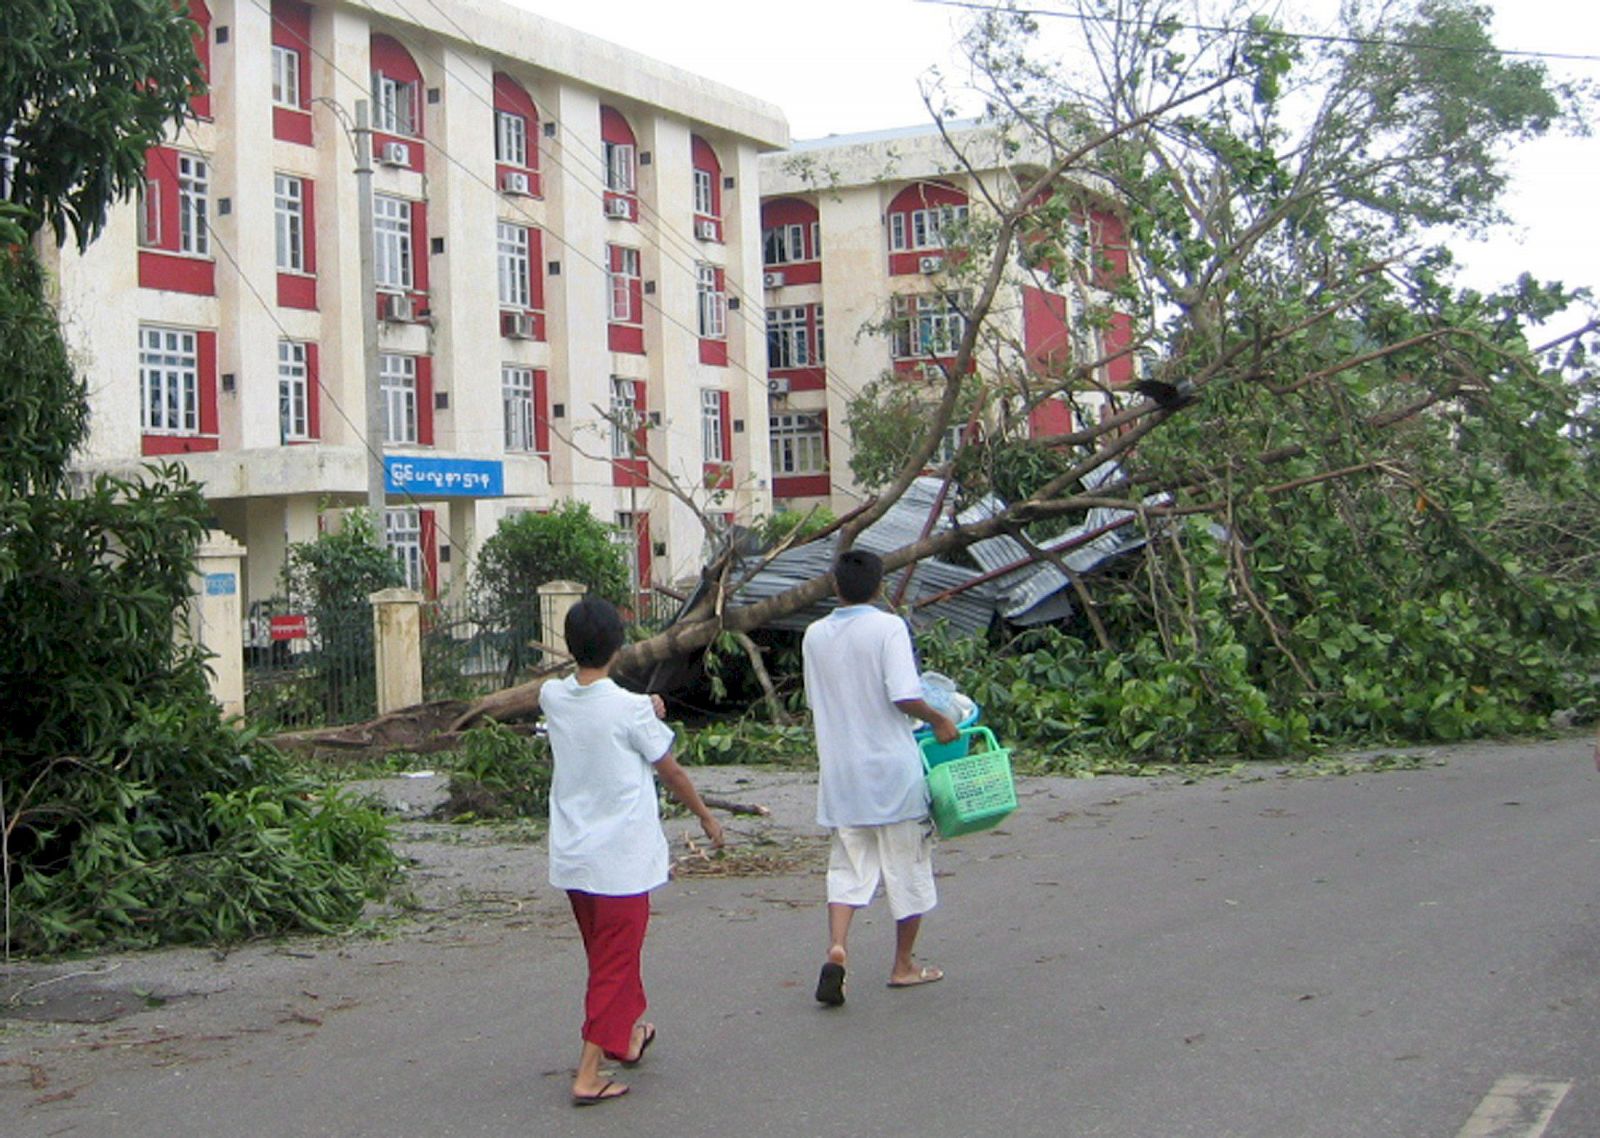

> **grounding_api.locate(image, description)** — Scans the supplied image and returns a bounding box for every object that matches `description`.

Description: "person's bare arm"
[655,754,725,847]
[895,697,959,743]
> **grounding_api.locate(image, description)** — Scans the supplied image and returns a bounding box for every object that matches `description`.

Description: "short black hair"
[565,596,626,668]
[833,549,884,605]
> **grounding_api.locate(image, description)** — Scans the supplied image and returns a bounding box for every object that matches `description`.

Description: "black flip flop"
[620,1024,656,1067]
[572,1081,629,1107]
[815,961,846,1006]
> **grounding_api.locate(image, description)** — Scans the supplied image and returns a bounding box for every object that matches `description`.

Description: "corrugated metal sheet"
[721,472,1152,633]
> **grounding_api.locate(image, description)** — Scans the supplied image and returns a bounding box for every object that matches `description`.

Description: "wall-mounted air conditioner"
[918,255,942,274]
[767,377,790,395]
[605,196,632,219]
[762,271,784,289]
[501,310,533,339]
[382,293,414,322]
[379,141,411,167]
[501,170,531,196]
[694,218,718,241]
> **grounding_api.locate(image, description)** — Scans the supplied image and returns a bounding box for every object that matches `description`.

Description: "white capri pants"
[826,818,938,920]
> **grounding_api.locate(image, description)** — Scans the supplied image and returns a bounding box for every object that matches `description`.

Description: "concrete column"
[370,587,424,713]
[537,579,588,664]
[188,531,249,718]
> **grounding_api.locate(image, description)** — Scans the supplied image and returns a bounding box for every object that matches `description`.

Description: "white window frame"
[890,203,969,252]
[769,413,826,476]
[696,263,726,340]
[612,511,641,598]
[271,44,301,109]
[934,423,966,465]
[373,194,412,291]
[373,72,416,136]
[763,222,806,266]
[495,109,528,167]
[892,293,970,358]
[502,365,535,453]
[497,222,531,309]
[609,377,637,458]
[177,153,209,256]
[384,508,424,590]
[380,353,417,444]
[603,140,635,193]
[815,303,825,363]
[608,245,639,323]
[139,326,199,435]
[274,174,305,273]
[701,388,726,464]
[693,167,714,216]
[137,178,162,247]
[767,306,810,369]
[279,339,311,442]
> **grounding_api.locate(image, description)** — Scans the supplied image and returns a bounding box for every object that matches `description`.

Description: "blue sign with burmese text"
[385,456,504,497]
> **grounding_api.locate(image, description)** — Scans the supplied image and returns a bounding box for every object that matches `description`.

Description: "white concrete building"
[758,123,1135,517]
[47,0,787,606]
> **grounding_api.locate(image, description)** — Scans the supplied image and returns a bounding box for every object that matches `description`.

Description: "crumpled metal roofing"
[724,470,1155,633]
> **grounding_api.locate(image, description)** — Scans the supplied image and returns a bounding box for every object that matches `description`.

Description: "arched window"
[370,34,425,171]
[600,106,638,221]
[691,134,722,241]
[885,181,968,276]
[493,72,540,196]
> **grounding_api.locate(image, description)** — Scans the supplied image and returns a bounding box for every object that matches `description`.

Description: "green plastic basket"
[921,726,1017,838]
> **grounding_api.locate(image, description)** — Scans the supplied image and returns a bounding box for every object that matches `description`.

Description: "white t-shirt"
[542,674,677,895]
[802,604,928,828]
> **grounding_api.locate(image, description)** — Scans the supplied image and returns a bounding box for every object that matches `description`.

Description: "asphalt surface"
[4,735,1599,1137]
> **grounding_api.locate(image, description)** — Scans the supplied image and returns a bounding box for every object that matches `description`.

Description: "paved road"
[4,736,1598,1137]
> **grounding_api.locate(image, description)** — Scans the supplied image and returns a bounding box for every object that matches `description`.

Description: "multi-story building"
[47,0,788,605]
[758,122,1135,516]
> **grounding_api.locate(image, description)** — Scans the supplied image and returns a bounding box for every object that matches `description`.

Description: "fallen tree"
[307,0,1596,750]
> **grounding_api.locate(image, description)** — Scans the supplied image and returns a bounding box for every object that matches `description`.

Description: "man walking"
[802,549,959,1006]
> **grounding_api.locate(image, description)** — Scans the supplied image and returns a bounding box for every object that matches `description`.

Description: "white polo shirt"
[802,604,928,828]
[542,674,677,895]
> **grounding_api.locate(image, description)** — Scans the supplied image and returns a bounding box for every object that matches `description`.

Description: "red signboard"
[269,614,309,641]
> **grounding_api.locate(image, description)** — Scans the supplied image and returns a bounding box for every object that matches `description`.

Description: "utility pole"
[355,99,386,522]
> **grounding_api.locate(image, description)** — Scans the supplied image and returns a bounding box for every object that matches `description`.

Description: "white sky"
[510,0,1599,324]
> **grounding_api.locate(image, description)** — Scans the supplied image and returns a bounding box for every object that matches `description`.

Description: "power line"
[915,0,1600,64]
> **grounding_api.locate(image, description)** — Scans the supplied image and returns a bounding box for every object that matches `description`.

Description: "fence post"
[370,587,424,714]
[537,580,588,664]
[186,530,248,718]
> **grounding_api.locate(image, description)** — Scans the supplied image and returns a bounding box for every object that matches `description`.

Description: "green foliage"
[442,722,552,821]
[1,14,395,955]
[468,502,630,679]
[672,719,816,766]
[752,507,837,549]
[0,0,206,249]
[845,375,981,492]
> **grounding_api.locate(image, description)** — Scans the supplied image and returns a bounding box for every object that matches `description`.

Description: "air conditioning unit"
[767,377,790,396]
[379,141,411,167]
[918,254,942,274]
[382,293,414,323]
[694,218,718,241]
[500,170,531,196]
[501,310,533,339]
[762,271,785,289]
[605,196,632,219]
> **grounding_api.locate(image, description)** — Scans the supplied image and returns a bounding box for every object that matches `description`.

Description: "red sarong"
[567,890,650,1059]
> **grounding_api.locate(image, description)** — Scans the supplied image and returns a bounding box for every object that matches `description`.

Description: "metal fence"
[244,600,378,732]
[243,590,684,733]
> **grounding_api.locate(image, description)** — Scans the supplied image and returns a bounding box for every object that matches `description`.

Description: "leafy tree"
[0,1,394,956]
[469,502,630,680]
[0,0,203,248]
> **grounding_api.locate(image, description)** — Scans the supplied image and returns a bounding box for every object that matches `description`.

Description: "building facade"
[758,123,1135,517]
[48,0,787,606]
